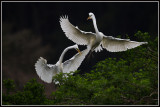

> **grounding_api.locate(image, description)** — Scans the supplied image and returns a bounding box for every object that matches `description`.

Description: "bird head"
[74,44,82,55]
[87,12,94,20]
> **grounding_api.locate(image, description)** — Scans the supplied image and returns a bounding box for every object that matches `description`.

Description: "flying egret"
[60,12,148,53]
[35,44,89,83]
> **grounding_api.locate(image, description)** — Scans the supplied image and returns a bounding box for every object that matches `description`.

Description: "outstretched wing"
[35,57,58,83]
[60,16,96,45]
[102,36,148,52]
[63,48,90,73]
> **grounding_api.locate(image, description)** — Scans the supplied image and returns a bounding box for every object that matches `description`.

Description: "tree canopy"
[2,31,158,105]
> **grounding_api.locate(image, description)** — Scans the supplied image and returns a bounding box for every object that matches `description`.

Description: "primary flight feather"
[35,44,89,83]
[60,13,148,53]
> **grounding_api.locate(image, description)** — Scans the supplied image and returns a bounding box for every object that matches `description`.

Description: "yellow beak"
[77,49,82,55]
[87,16,91,20]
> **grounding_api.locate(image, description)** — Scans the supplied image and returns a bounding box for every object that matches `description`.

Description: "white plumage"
[60,13,148,53]
[35,57,57,83]
[35,44,89,83]
[102,36,147,52]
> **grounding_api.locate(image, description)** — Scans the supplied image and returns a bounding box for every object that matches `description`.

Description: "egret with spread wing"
[60,12,148,53]
[35,44,89,83]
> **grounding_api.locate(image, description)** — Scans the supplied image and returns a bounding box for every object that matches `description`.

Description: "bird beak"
[76,49,82,55]
[87,16,91,20]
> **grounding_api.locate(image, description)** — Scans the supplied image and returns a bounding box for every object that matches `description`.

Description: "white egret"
[35,44,89,83]
[60,12,148,53]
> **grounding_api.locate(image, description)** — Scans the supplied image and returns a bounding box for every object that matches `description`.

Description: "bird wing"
[102,36,148,52]
[63,48,90,73]
[60,16,96,45]
[35,57,58,83]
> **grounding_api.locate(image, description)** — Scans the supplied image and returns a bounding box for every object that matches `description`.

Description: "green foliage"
[2,79,54,105]
[50,31,158,105]
[2,31,158,105]
[3,79,15,95]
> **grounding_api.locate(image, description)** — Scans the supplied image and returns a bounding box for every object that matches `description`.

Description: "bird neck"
[92,16,99,33]
[58,46,72,65]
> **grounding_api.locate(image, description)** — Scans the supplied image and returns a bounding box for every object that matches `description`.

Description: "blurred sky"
[2,1,158,96]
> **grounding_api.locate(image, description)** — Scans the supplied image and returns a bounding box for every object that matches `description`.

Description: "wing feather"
[102,36,148,52]
[63,48,90,73]
[35,57,58,83]
[60,16,95,45]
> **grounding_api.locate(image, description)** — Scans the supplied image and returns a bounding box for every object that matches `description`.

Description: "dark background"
[2,2,158,96]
